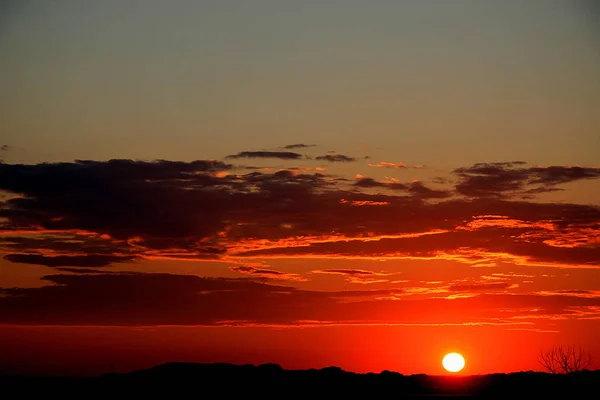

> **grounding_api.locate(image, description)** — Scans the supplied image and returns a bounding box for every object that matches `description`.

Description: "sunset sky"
[1,0,599,376]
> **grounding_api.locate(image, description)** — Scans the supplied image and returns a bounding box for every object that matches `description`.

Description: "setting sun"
[442,353,465,373]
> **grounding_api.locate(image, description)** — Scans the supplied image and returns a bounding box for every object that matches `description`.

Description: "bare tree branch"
[538,346,558,374]
[538,345,592,374]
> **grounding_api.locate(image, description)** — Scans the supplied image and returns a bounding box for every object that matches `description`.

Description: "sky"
[1,0,599,376]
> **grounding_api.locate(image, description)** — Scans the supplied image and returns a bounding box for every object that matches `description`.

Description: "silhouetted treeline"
[1,362,598,398]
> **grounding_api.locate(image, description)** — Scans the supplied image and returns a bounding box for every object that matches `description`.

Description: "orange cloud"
[211,320,532,328]
[368,161,409,169]
[339,199,390,206]
[456,215,556,231]
[230,264,307,281]
[311,268,392,284]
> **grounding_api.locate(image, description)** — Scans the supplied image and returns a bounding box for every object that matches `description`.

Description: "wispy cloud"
[368,161,409,169]
[225,151,303,160]
[311,269,391,284]
[315,154,356,162]
[230,264,306,281]
[283,144,316,149]
[367,161,426,169]
[353,177,451,199]
[3,254,135,268]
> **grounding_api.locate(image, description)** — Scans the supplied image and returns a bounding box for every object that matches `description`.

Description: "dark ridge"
[1,362,598,397]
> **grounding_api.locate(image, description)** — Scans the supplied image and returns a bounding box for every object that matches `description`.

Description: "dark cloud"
[1,272,598,326]
[230,265,305,281]
[315,154,356,162]
[529,166,600,185]
[448,282,513,292]
[0,145,11,151]
[431,177,454,185]
[55,268,117,274]
[0,235,123,255]
[235,199,600,267]
[354,177,406,190]
[0,159,598,269]
[231,265,285,276]
[283,144,316,149]
[354,178,450,199]
[3,254,135,268]
[454,162,600,198]
[225,151,303,160]
[237,223,600,267]
[1,157,598,330]
[311,269,391,283]
[407,181,451,199]
[314,269,380,276]
[454,163,533,197]
[240,166,274,171]
[0,273,389,325]
[0,159,238,252]
[0,160,349,262]
[0,159,230,196]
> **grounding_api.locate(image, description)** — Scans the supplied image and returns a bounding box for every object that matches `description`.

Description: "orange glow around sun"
[442,352,465,373]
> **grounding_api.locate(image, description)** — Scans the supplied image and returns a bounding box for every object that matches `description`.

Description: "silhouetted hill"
[1,362,598,398]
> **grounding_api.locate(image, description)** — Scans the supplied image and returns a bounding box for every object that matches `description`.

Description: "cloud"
[454,162,600,198]
[235,222,600,268]
[0,156,598,332]
[354,178,450,198]
[3,254,136,268]
[1,272,598,326]
[368,161,409,169]
[0,145,11,151]
[230,265,306,281]
[339,199,390,206]
[315,154,356,162]
[354,177,406,190]
[0,234,125,255]
[447,282,514,291]
[232,198,600,268]
[0,159,598,269]
[407,181,452,199]
[225,151,303,160]
[311,269,391,284]
[55,268,118,274]
[242,166,275,171]
[481,272,536,281]
[532,290,600,299]
[0,159,230,194]
[283,144,316,149]
[0,273,392,325]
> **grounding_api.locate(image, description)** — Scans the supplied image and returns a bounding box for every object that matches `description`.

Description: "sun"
[442,352,465,373]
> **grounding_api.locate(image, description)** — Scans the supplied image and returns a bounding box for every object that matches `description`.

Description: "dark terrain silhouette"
[1,362,598,398]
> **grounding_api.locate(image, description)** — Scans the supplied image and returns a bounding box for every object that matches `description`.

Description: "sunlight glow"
[442,352,465,373]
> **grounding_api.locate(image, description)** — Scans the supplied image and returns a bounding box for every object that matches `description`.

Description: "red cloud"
[2,272,599,326]
[230,264,306,281]
[311,269,392,284]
